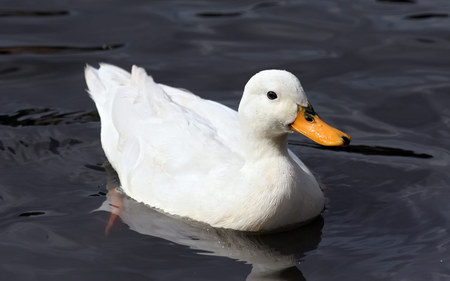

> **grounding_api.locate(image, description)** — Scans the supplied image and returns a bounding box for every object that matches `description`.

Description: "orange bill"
[290,103,351,146]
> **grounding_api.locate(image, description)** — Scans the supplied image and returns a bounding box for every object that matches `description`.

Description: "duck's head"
[239,69,351,146]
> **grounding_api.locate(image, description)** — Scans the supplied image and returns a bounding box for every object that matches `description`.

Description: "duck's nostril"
[341,136,350,146]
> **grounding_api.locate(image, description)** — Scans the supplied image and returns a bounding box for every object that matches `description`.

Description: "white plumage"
[85,64,327,232]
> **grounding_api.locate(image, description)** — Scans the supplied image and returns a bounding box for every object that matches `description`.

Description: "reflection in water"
[289,140,432,159]
[96,162,323,281]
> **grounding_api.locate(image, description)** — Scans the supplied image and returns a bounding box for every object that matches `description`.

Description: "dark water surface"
[1,0,449,280]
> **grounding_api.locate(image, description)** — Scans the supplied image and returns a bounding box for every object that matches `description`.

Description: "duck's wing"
[85,64,244,199]
[159,84,242,155]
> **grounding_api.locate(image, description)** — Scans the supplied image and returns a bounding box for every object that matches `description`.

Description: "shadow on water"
[95,162,323,281]
[289,140,433,159]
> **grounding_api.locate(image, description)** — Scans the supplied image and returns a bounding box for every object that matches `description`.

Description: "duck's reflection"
[96,162,323,281]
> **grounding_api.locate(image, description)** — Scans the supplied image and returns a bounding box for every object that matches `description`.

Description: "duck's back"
[85,64,244,213]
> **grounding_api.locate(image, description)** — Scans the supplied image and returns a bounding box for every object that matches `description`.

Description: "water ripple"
[18,211,46,217]
[195,1,279,18]
[406,13,449,20]
[376,0,416,3]
[196,11,243,18]
[0,44,124,55]
[0,108,99,127]
[0,10,69,17]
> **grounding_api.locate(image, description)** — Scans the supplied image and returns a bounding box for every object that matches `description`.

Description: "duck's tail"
[85,63,132,105]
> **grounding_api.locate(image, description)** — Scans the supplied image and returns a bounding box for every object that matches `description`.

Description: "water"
[1,0,449,280]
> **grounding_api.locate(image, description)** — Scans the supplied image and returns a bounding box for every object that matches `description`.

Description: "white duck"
[85,64,350,232]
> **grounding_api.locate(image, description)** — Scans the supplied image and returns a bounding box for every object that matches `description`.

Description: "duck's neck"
[242,130,290,162]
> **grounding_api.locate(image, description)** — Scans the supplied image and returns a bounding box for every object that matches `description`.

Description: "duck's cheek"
[278,102,298,123]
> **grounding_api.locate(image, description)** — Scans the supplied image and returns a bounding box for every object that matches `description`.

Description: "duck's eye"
[267,91,278,100]
[305,114,315,122]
